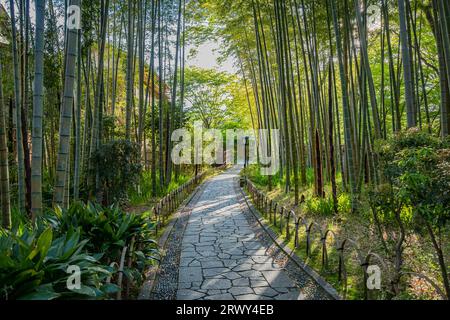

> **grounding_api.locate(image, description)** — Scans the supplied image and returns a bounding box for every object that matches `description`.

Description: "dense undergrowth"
[242,130,450,300]
[0,201,159,300]
[128,170,193,208]
[0,162,220,300]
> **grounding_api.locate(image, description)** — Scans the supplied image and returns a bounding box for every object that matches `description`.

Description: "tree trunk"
[9,0,26,214]
[53,0,80,207]
[126,0,134,141]
[166,0,183,186]
[73,28,81,200]
[398,0,417,128]
[150,0,157,196]
[137,0,145,149]
[330,0,357,207]
[31,0,46,219]
[158,0,164,188]
[0,61,11,228]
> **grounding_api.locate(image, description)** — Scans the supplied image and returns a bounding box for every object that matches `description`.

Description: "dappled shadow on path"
[176,166,331,300]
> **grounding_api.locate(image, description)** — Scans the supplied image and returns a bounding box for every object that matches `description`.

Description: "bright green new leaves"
[184,67,252,130]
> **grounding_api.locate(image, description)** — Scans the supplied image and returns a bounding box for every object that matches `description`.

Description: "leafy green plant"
[375,129,450,298]
[128,171,192,206]
[128,170,155,206]
[1,201,159,300]
[337,193,351,215]
[306,196,335,216]
[0,226,119,300]
[242,164,283,187]
[45,202,158,266]
[303,193,351,217]
[92,140,142,205]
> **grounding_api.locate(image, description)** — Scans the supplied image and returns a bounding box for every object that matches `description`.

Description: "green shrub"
[337,193,352,215]
[376,129,450,226]
[45,202,158,269]
[0,202,159,300]
[306,196,335,216]
[242,164,315,189]
[128,170,155,205]
[374,129,450,298]
[92,140,142,205]
[242,164,283,187]
[0,227,118,300]
[128,171,192,206]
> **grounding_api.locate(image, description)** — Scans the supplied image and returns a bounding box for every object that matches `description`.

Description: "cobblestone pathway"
[176,167,330,300]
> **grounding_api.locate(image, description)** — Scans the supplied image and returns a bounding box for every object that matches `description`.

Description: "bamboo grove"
[193,0,450,207]
[0,0,189,227]
[0,0,449,300]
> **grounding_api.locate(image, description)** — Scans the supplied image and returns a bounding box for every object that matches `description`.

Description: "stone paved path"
[176,166,321,300]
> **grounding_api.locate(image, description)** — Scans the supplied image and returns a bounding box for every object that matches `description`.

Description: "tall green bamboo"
[126,0,134,141]
[158,0,164,188]
[150,0,157,196]
[382,0,401,132]
[0,60,11,228]
[329,0,357,203]
[73,28,82,200]
[398,0,417,128]
[137,0,145,148]
[9,0,26,214]
[53,0,81,207]
[31,0,46,219]
[355,0,381,139]
[90,0,110,198]
[437,0,450,136]
[165,0,183,186]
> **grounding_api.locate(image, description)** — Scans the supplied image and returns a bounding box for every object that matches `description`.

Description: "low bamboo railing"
[243,177,447,300]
